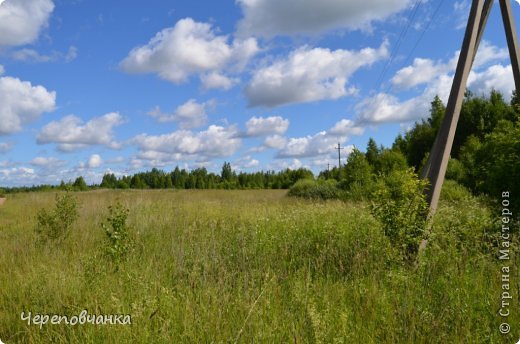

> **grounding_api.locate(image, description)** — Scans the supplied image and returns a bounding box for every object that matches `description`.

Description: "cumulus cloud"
[148,99,213,129]
[30,156,66,168]
[200,72,239,90]
[264,134,287,149]
[236,0,412,37]
[392,41,508,90]
[37,112,124,151]
[328,119,365,136]
[468,64,515,97]
[11,46,78,63]
[0,166,38,186]
[0,0,54,47]
[133,125,241,161]
[120,18,259,86]
[359,42,513,124]
[245,42,388,107]
[0,76,56,135]
[357,74,453,123]
[245,116,289,136]
[277,131,341,158]
[391,58,452,90]
[232,155,260,170]
[87,154,102,168]
[274,118,363,158]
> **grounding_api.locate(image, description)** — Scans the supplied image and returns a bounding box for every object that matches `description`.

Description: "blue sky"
[0,0,517,186]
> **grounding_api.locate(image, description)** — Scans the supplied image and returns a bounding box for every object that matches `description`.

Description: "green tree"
[474,117,520,214]
[221,162,234,182]
[374,149,408,175]
[365,138,380,166]
[73,176,88,191]
[338,149,374,199]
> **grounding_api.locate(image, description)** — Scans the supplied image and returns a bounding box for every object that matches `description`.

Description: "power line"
[373,0,423,91]
[398,0,447,86]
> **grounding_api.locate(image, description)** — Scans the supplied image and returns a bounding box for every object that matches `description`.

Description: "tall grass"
[0,189,517,343]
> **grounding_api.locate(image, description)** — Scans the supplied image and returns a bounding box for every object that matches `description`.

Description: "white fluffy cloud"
[37,112,124,151]
[87,154,102,168]
[120,18,259,86]
[275,118,363,158]
[200,72,239,90]
[0,0,54,47]
[245,42,388,107]
[148,99,213,129]
[359,42,513,124]
[357,74,453,123]
[232,155,260,170]
[30,156,66,168]
[133,125,241,161]
[391,41,508,90]
[468,64,515,97]
[264,134,287,149]
[328,119,365,136]
[0,167,37,185]
[237,0,411,37]
[245,116,289,136]
[0,76,56,135]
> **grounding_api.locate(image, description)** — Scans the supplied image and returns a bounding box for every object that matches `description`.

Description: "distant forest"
[1,90,518,208]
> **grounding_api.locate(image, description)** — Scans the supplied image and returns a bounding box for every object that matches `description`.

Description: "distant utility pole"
[421,0,520,218]
[335,143,344,168]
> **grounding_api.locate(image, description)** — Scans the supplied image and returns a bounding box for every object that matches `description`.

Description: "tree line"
[1,90,518,214]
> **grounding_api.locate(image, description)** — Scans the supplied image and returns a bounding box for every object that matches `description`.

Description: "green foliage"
[370,168,429,262]
[102,201,132,264]
[73,176,88,191]
[35,193,79,242]
[221,161,234,182]
[445,158,466,184]
[473,117,520,214]
[2,190,518,342]
[337,149,375,200]
[288,179,340,200]
[365,138,380,165]
[374,149,408,175]
[440,179,473,203]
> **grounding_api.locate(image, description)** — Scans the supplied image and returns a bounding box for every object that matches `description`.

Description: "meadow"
[0,189,517,343]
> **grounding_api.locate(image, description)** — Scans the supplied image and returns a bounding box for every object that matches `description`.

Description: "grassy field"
[0,189,517,343]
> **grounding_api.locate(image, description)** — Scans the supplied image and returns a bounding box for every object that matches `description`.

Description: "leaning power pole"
[335,143,344,168]
[421,0,520,218]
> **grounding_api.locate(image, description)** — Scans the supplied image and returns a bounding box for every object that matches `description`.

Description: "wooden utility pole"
[335,143,344,168]
[421,0,520,217]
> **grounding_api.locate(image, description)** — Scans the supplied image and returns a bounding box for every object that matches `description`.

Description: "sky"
[0,0,518,186]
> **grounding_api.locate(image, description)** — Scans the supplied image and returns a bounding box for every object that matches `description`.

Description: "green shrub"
[370,168,429,262]
[445,158,466,184]
[35,193,79,242]
[288,179,340,200]
[102,201,132,264]
[440,179,473,203]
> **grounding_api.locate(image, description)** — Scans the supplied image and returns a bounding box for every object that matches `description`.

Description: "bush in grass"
[35,193,79,242]
[288,179,340,200]
[102,201,132,264]
[440,179,473,203]
[370,168,429,262]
